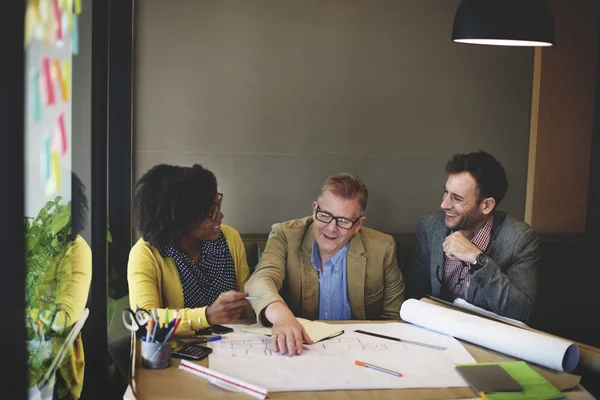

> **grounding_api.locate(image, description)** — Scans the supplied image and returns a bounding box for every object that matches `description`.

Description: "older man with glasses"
[245,173,405,357]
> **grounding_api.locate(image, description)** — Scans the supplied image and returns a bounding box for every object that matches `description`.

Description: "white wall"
[134,0,534,234]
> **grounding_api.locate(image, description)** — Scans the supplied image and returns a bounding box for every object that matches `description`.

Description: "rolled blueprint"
[400,299,580,372]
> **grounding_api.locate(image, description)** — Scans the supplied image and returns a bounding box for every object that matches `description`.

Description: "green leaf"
[26,235,38,251]
[50,213,70,236]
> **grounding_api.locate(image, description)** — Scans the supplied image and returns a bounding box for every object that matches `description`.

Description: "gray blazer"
[407,210,539,322]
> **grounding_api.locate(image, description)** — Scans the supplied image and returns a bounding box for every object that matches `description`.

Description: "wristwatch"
[472,252,489,271]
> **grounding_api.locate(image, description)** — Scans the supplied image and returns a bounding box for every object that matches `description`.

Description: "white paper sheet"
[400,299,580,372]
[207,323,475,392]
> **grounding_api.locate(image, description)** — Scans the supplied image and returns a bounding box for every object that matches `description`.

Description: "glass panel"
[24,1,91,399]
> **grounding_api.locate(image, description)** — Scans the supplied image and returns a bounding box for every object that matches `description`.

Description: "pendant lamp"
[452,0,555,47]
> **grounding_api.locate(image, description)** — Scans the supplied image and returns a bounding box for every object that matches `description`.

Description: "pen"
[151,316,159,342]
[146,320,153,342]
[354,329,447,351]
[355,360,402,377]
[177,336,222,345]
[149,323,178,361]
[245,296,261,300]
[169,318,182,340]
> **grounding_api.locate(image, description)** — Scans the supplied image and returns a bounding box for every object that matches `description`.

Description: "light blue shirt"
[311,240,352,321]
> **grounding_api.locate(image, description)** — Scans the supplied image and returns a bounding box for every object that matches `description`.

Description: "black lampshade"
[452,0,555,47]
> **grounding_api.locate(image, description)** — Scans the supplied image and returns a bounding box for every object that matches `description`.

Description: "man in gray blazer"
[408,151,539,323]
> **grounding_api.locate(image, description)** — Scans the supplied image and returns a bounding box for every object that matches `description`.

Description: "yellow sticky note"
[64,0,74,30]
[55,59,71,102]
[25,3,37,48]
[45,150,61,196]
[66,5,73,31]
[74,0,82,15]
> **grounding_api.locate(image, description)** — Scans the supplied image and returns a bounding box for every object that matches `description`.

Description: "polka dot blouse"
[161,232,237,308]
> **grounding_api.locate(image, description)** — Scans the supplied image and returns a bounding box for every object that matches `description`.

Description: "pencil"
[355,360,402,377]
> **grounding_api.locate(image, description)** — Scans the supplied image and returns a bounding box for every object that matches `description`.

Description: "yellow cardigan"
[127,225,251,333]
[44,235,91,400]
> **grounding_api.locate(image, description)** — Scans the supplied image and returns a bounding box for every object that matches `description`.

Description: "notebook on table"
[242,318,344,343]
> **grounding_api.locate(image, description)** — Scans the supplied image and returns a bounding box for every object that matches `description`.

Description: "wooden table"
[124,320,594,400]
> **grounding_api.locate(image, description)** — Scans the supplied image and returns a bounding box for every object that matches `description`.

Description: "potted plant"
[25,196,73,399]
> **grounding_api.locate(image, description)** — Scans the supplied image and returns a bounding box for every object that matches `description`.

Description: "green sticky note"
[456,361,565,400]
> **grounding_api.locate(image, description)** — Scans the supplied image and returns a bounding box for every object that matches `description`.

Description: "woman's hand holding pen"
[266,302,313,357]
[206,291,249,325]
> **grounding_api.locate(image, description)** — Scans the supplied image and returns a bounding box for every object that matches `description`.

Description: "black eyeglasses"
[207,193,223,221]
[315,205,361,230]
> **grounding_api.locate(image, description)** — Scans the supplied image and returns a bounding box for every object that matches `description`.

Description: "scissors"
[122,307,154,333]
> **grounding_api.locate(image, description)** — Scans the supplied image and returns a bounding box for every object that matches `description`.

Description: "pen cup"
[141,341,172,369]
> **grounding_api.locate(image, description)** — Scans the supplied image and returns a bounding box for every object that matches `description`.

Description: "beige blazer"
[245,216,405,322]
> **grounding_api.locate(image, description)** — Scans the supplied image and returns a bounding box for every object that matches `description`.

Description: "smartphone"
[195,324,234,335]
[210,325,234,334]
[172,344,213,361]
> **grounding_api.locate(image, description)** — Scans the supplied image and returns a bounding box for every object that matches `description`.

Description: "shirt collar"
[471,215,493,252]
[311,239,350,271]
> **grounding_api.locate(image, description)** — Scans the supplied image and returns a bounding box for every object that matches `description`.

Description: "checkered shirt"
[442,216,493,301]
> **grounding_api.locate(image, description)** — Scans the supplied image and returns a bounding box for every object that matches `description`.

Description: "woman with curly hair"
[127,164,251,333]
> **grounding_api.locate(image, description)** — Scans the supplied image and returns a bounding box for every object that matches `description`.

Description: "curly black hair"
[445,150,508,209]
[71,172,88,240]
[133,164,218,250]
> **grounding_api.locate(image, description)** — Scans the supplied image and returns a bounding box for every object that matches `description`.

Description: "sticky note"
[40,135,51,181]
[64,0,74,31]
[62,59,71,101]
[75,0,82,15]
[56,112,68,155]
[54,59,70,102]
[41,0,55,47]
[71,14,79,55]
[25,3,36,48]
[53,0,63,41]
[32,0,44,41]
[32,69,43,122]
[66,4,73,31]
[41,57,55,106]
[45,150,61,196]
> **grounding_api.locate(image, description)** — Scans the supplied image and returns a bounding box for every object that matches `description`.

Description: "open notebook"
[242,318,344,343]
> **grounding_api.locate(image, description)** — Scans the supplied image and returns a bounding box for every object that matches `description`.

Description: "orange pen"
[146,320,153,342]
[355,360,402,377]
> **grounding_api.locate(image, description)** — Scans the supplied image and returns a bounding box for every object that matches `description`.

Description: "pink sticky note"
[56,112,68,155]
[41,57,55,106]
[53,0,63,41]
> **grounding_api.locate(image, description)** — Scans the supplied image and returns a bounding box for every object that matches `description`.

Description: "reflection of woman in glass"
[25,172,93,399]
[55,172,92,399]
[128,164,251,333]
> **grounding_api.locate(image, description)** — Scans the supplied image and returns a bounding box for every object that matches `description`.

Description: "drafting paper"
[400,299,579,372]
[207,323,475,392]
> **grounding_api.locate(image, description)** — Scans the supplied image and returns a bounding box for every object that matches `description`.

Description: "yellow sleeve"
[55,235,92,327]
[127,240,211,333]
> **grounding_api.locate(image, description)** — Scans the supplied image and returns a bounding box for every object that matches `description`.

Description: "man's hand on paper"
[206,291,249,325]
[265,302,314,356]
[442,232,480,264]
